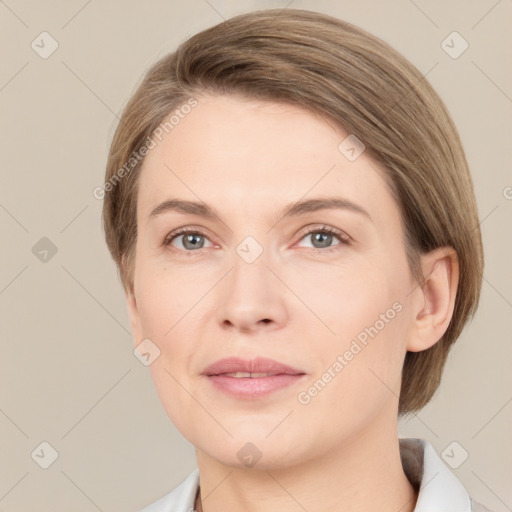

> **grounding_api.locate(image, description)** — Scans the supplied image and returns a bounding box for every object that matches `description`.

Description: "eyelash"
[163,225,350,256]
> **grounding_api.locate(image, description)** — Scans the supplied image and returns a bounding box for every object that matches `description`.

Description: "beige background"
[0,0,511,511]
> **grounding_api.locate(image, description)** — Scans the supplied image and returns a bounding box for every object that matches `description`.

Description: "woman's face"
[127,93,420,469]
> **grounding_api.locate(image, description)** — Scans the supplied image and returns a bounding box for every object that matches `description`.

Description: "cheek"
[147,361,201,448]
[135,260,197,337]
[134,260,204,378]
[283,254,396,340]
[293,256,409,407]
[296,309,408,439]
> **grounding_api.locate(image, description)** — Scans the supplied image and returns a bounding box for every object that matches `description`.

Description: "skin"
[125,93,459,512]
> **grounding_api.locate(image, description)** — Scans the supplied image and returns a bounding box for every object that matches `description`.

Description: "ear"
[122,255,142,348]
[406,246,459,352]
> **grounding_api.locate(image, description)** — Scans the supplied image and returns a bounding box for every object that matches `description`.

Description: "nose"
[215,245,288,333]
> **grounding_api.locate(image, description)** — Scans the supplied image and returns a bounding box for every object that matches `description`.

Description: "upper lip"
[202,357,305,376]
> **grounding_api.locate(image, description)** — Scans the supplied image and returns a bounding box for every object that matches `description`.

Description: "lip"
[202,357,307,400]
[202,356,304,376]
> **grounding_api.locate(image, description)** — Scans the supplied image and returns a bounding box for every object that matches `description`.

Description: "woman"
[101,8,491,512]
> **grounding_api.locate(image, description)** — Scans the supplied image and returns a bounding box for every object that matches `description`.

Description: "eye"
[163,224,350,255]
[296,225,350,253]
[163,228,214,252]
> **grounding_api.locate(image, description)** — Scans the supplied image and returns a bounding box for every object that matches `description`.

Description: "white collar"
[400,437,471,511]
[140,437,474,511]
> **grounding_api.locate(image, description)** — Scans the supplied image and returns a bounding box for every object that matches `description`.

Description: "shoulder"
[138,468,200,512]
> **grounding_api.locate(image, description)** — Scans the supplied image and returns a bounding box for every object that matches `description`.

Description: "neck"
[194,418,418,512]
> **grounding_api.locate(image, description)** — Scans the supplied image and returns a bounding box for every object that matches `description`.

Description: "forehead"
[137,94,398,227]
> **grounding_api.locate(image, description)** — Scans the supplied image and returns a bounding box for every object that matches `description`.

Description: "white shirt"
[139,437,492,512]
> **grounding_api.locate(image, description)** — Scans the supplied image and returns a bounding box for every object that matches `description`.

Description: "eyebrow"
[148,196,373,225]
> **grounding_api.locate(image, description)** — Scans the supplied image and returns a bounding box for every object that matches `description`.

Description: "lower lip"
[206,374,306,399]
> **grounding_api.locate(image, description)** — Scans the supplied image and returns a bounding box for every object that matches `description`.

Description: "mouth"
[202,356,305,376]
[202,357,306,399]
[206,373,306,399]
[218,372,289,378]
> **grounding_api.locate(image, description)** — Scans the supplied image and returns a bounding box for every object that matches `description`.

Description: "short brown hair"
[101,8,484,417]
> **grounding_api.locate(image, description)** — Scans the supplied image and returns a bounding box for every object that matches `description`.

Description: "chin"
[197,434,309,471]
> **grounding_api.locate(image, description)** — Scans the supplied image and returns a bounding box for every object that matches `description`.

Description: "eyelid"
[163,223,351,253]
[295,223,351,243]
[163,225,217,247]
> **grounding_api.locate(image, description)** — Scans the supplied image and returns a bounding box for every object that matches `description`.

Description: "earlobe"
[126,287,137,316]
[406,247,459,353]
[122,254,141,347]
[125,288,142,349]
